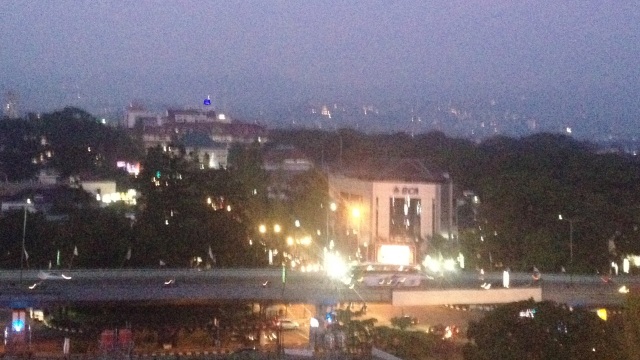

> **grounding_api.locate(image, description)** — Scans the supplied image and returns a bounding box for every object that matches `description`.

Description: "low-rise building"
[182,132,228,169]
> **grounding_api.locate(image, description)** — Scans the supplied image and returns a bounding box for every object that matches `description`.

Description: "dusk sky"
[2,1,639,129]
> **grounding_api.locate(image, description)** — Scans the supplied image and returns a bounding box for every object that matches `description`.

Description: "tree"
[333,304,377,356]
[133,146,257,267]
[241,128,640,273]
[36,107,142,178]
[227,142,269,227]
[288,168,330,249]
[623,293,640,360]
[464,299,624,360]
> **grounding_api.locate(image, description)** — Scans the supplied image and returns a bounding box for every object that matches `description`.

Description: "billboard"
[376,244,414,265]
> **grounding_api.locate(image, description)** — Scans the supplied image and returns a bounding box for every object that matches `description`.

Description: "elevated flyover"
[0,269,633,308]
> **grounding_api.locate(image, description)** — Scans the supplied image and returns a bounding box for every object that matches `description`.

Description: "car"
[427,324,459,339]
[401,315,419,325]
[428,324,446,337]
[276,319,299,330]
[162,278,177,288]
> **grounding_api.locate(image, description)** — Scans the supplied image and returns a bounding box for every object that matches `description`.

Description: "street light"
[559,214,575,286]
[351,205,362,260]
[260,223,283,265]
[558,214,574,265]
[20,199,31,285]
[326,202,337,248]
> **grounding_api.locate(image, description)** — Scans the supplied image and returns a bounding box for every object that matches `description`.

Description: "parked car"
[401,315,419,325]
[428,324,446,337]
[428,324,459,339]
[276,319,299,330]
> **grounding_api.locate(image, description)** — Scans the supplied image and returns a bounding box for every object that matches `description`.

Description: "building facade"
[328,161,454,264]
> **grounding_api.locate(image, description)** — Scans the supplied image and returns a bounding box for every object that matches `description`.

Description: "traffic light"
[155,170,161,179]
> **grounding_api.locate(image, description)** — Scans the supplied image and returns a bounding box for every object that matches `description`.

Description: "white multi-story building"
[124,107,162,128]
[182,133,228,169]
[328,160,454,264]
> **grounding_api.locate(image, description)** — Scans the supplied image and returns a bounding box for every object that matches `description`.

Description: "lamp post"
[260,223,282,266]
[326,202,337,248]
[20,199,31,285]
[351,206,362,260]
[558,214,575,285]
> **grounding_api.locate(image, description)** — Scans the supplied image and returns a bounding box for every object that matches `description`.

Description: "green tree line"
[3,107,640,271]
[270,129,640,273]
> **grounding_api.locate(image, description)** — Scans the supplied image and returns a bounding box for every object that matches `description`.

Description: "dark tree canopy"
[271,128,640,272]
[0,118,40,181]
[464,300,624,360]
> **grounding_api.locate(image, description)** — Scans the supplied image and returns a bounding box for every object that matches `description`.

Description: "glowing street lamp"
[325,202,337,249]
[259,224,267,234]
[558,214,574,265]
[274,224,281,233]
[558,214,577,286]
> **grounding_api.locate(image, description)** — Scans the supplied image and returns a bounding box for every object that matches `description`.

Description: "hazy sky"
[2,1,639,116]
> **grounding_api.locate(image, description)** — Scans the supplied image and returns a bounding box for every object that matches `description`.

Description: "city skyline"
[1,1,640,139]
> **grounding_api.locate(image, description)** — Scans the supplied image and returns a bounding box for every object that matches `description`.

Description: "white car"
[277,319,299,330]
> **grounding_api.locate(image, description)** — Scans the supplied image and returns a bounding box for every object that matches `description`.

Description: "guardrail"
[0,268,321,281]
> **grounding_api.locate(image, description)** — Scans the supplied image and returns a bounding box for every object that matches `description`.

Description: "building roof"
[335,159,448,183]
[263,145,313,172]
[167,108,217,117]
[263,145,310,164]
[142,121,267,138]
[181,132,226,149]
[212,122,268,138]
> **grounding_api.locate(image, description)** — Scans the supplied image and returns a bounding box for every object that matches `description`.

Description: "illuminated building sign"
[377,244,413,265]
[393,186,419,195]
[12,309,26,333]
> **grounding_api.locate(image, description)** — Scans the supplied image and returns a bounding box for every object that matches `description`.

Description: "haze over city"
[2,1,640,139]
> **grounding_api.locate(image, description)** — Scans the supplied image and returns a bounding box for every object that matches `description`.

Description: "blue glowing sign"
[204,99,211,106]
[12,309,26,333]
[12,318,24,332]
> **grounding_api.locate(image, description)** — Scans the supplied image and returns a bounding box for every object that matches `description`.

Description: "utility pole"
[20,199,31,285]
[559,214,576,286]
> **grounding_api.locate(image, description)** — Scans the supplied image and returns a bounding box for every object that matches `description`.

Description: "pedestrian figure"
[503,268,510,288]
[532,266,541,285]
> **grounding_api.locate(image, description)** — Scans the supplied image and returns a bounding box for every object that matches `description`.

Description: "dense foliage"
[3,107,640,272]
[372,326,456,360]
[132,145,263,267]
[271,129,640,273]
[0,107,143,181]
[463,300,624,360]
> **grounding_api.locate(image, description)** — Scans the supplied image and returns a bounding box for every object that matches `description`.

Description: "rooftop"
[334,159,448,183]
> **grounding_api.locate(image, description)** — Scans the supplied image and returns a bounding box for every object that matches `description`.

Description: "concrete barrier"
[393,287,542,306]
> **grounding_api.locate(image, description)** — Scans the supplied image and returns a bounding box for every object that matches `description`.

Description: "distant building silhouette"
[3,91,19,119]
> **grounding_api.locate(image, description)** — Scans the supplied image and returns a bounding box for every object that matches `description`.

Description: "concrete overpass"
[0,268,633,309]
